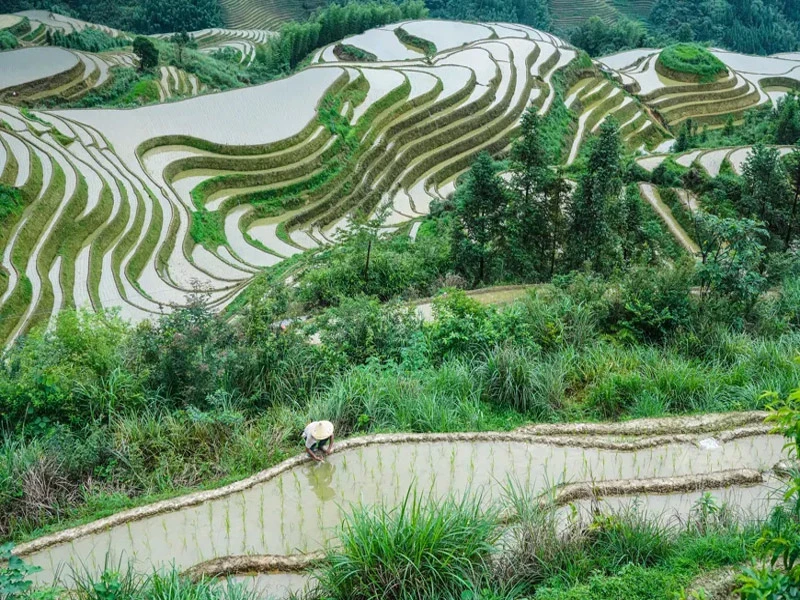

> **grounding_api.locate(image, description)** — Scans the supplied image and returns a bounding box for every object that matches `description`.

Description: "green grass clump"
[0,184,24,222]
[316,489,499,600]
[190,209,227,249]
[657,44,728,83]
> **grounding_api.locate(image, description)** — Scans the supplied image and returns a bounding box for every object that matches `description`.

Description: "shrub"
[0,30,18,50]
[316,489,499,600]
[316,296,421,365]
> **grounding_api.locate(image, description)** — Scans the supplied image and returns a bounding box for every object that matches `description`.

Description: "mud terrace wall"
[13,412,785,588]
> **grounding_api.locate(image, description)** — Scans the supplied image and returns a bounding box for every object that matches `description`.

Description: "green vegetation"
[649,0,800,56]
[566,0,800,57]
[424,0,551,29]
[312,476,765,599]
[3,101,799,546]
[663,95,800,152]
[333,43,377,62]
[0,557,260,600]
[736,387,800,596]
[255,0,427,74]
[569,16,647,57]
[1,0,223,34]
[0,185,24,222]
[657,43,728,83]
[46,27,128,52]
[190,209,227,249]
[133,36,159,71]
[0,30,19,50]
[317,490,499,599]
[395,26,437,58]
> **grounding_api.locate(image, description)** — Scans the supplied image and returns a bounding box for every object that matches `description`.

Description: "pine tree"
[785,149,800,249]
[741,143,792,247]
[566,119,623,271]
[451,152,508,284]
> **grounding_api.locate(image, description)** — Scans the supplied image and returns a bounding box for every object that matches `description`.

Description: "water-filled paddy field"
[16,415,786,587]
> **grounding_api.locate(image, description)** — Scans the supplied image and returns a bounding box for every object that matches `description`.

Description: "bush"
[316,296,421,365]
[316,489,499,600]
[297,225,450,308]
[0,30,18,50]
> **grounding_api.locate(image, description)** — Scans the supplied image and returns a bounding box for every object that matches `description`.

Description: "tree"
[541,173,570,277]
[570,16,647,56]
[509,105,550,205]
[775,94,800,145]
[694,212,769,311]
[170,31,195,66]
[676,23,695,42]
[451,152,508,284]
[785,149,800,249]
[566,119,623,271]
[133,36,159,71]
[741,143,792,247]
[618,184,647,264]
[672,118,695,152]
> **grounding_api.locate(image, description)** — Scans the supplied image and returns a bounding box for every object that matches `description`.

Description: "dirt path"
[639,183,700,254]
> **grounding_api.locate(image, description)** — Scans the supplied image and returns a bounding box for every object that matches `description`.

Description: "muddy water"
[27,436,784,585]
[231,573,308,598]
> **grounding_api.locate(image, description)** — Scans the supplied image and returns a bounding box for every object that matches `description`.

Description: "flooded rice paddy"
[20,432,785,586]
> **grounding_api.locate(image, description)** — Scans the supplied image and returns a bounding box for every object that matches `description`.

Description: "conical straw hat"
[311,420,334,439]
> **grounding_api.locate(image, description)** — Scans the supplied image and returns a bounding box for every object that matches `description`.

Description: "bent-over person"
[302,420,334,462]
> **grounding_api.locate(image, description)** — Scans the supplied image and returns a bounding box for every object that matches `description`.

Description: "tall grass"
[315,489,500,600]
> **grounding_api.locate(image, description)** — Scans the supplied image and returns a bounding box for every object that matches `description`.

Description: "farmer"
[302,420,335,462]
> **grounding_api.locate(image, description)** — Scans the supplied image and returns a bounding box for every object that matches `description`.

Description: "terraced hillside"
[14,411,786,593]
[0,20,591,340]
[1,19,800,343]
[0,11,221,105]
[219,0,324,30]
[214,0,657,32]
[599,47,800,130]
[152,27,274,66]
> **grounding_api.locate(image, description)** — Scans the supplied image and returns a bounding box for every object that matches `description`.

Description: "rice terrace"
[1,0,800,599]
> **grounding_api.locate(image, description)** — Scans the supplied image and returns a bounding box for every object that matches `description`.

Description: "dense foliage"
[0,185,24,222]
[46,28,128,52]
[424,0,551,29]
[657,43,728,82]
[649,0,800,55]
[0,30,19,50]
[569,16,648,57]
[255,0,427,74]
[1,0,223,34]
